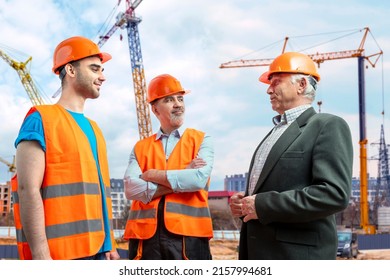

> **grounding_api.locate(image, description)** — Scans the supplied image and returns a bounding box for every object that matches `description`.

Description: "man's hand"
[242,195,258,222]
[106,250,120,260]
[229,192,245,217]
[140,169,170,187]
[140,169,157,182]
[186,157,206,169]
[140,169,172,199]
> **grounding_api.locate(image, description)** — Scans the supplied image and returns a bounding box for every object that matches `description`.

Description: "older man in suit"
[230,52,353,260]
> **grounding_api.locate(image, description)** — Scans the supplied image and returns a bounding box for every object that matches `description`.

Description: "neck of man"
[57,93,85,113]
[160,125,181,135]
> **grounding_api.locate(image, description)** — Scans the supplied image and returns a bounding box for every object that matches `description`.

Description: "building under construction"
[0,182,11,217]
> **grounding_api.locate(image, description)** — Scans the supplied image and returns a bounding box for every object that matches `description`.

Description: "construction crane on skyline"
[0,49,47,106]
[97,0,152,139]
[0,156,16,174]
[1,47,49,179]
[220,27,383,234]
[220,27,382,69]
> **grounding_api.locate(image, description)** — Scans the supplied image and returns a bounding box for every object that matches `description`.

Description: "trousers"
[128,198,212,260]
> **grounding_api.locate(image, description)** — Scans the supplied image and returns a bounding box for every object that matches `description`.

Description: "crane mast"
[97,0,152,139]
[0,49,45,106]
[220,27,383,234]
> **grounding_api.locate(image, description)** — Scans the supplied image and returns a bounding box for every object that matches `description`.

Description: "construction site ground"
[2,237,390,260]
[208,239,390,260]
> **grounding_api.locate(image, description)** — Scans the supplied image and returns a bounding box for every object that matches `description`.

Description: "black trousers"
[128,198,212,260]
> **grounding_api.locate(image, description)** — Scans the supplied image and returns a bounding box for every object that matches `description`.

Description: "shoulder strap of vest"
[24,106,39,120]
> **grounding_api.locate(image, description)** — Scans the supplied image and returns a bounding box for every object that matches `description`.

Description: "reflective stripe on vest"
[12,105,115,260]
[166,201,210,217]
[128,208,157,220]
[16,219,103,242]
[124,128,213,239]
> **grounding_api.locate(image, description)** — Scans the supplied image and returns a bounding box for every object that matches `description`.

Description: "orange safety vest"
[11,105,115,260]
[124,128,213,240]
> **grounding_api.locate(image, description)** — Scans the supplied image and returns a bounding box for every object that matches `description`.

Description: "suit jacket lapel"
[251,107,316,194]
[246,129,273,196]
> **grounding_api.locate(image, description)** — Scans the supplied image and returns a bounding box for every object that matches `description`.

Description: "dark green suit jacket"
[239,107,353,260]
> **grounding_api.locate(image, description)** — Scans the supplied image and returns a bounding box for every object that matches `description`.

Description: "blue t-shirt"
[15,110,112,254]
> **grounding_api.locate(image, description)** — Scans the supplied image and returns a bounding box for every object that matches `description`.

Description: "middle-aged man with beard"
[123,74,214,260]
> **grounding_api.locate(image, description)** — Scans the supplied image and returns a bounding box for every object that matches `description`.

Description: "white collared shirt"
[248,105,311,195]
[124,127,214,203]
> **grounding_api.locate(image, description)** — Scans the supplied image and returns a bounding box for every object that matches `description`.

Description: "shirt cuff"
[166,170,178,192]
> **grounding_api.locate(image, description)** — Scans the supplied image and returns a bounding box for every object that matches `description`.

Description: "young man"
[12,36,119,260]
[123,74,214,260]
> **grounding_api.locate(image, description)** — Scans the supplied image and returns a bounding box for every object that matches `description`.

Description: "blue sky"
[0,0,389,190]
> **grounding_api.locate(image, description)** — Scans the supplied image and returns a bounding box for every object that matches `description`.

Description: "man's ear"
[298,77,307,94]
[65,63,76,77]
[151,104,158,115]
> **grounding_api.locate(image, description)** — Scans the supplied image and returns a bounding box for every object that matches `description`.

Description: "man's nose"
[98,73,106,82]
[173,98,182,106]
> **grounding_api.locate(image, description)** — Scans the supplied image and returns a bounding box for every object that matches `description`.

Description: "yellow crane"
[0,48,46,105]
[1,47,48,178]
[220,27,383,234]
[0,156,16,174]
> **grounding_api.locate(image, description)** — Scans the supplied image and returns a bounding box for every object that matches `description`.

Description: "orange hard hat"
[259,52,320,84]
[52,36,112,74]
[147,74,190,103]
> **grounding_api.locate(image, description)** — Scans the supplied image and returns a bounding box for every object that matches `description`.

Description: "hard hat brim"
[259,52,321,84]
[259,70,321,84]
[53,52,112,74]
[100,52,112,64]
[147,89,190,103]
[259,71,271,84]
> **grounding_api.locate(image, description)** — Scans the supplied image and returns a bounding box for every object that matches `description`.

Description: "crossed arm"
[124,135,214,203]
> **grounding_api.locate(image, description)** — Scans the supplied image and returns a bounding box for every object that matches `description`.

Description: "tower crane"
[97,0,152,139]
[0,156,16,174]
[220,27,383,234]
[1,47,48,177]
[0,49,46,106]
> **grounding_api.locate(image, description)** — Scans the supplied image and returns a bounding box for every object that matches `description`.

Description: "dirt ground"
[353,249,390,260]
[0,237,16,245]
[115,239,240,259]
[117,239,390,260]
[2,237,390,260]
[210,239,240,260]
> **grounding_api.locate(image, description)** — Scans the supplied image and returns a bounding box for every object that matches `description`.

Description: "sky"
[0,0,389,190]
